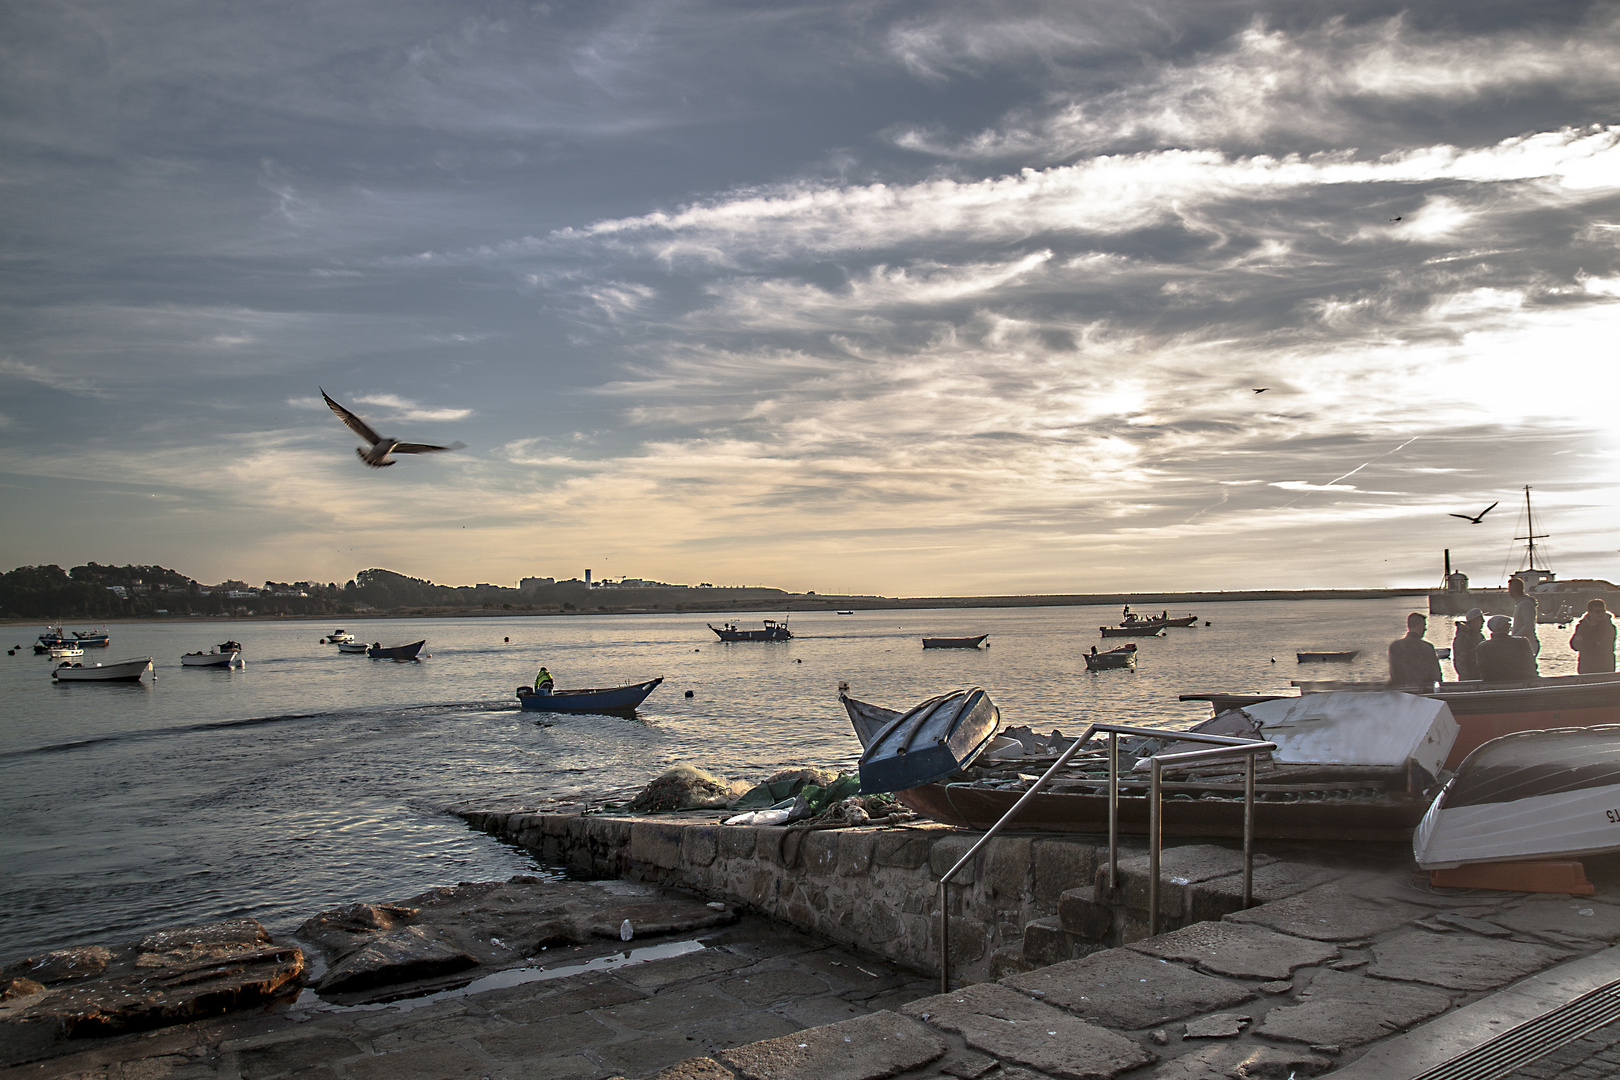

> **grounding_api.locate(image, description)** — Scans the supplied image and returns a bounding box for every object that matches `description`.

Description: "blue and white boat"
[856,687,1001,794]
[515,677,663,716]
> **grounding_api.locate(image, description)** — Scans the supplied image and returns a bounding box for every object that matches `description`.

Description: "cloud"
[349,393,472,423]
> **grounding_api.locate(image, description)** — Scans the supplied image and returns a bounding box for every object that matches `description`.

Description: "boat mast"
[1515,485,1549,572]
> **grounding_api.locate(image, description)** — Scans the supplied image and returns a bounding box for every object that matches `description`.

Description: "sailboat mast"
[1525,486,1536,570]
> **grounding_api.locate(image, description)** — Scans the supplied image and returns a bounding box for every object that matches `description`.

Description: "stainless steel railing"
[935,722,1277,992]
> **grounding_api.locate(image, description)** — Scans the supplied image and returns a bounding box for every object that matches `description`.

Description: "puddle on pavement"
[297,938,709,1014]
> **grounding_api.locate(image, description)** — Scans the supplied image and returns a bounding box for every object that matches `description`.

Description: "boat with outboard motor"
[841,689,1454,841]
[708,620,792,641]
[322,629,357,644]
[367,640,425,661]
[515,677,663,716]
[336,641,369,654]
[1100,625,1164,638]
[1414,725,1620,870]
[1084,644,1137,671]
[182,641,243,668]
[52,657,153,682]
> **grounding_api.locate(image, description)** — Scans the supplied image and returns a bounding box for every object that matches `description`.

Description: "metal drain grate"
[1412,978,1620,1080]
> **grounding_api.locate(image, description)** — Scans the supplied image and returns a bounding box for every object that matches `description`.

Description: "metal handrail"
[935,722,1275,992]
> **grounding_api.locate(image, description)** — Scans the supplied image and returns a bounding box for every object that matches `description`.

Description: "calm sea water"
[0,599,1582,959]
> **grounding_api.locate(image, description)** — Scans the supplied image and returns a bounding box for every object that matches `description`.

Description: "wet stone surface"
[1368,930,1571,991]
[1254,969,1452,1047]
[1002,949,1254,1030]
[1222,885,1424,943]
[1125,922,1339,981]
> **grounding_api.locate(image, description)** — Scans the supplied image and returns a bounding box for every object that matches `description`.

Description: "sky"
[2,0,1618,596]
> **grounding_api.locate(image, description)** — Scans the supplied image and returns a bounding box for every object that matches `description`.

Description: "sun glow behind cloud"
[2,2,1618,592]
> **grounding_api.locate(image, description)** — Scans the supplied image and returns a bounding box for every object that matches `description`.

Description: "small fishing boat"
[368,640,425,661]
[857,687,1001,794]
[34,626,111,653]
[708,620,792,642]
[1297,650,1359,663]
[182,641,243,668]
[52,657,153,682]
[836,610,854,615]
[336,641,369,654]
[49,645,84,659]
[323,629,358,644]
[922,635,988,649]
[842,690,1454,841]
[515,677,664,716]
[1414,726,1620,869]
[1084,644,1137,671]
[1100,625,1165,638]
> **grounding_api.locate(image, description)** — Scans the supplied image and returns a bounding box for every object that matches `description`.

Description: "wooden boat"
[708,620,792,641]
[515,677,663,716]
[336,641,369,654]
[1100,625,1165,638]
[1084,644,1137,671]
[182,641,243,668]
[1414,726,1620,869]
[856,688,1001,794]
[52,657,153,682]
[367,640,425,661]
[1185,671,1620,768]
[922,635,988,649]
[1298,650,1359,663]
[841,691,1445,841]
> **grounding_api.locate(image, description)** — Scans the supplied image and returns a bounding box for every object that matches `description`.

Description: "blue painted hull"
[516,677,663,715]
[367,640,425,660]
[858,687,1000,794]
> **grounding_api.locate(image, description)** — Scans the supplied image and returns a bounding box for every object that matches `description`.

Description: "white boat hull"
[336,641,369,653]
[181,651,242,668]
[53,657,153,682]
[1414,724,1620,869]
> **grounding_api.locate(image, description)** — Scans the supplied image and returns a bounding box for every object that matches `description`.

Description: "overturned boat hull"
[1415,725,1620,869]
[857,687,1000,794]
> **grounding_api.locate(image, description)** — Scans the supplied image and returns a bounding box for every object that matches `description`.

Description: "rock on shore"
[0,918,302,1065]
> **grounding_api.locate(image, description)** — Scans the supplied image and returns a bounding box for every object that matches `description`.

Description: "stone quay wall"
[455,810,1283,985]
[458,810,1101,983]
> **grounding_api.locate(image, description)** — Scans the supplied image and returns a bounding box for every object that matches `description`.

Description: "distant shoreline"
[0,588,1429,625]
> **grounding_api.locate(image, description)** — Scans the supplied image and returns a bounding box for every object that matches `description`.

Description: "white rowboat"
[52,657,154,682]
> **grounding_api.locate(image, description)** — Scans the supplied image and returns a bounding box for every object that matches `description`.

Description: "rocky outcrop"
[0,919,302,1065]
[316,926,478,993]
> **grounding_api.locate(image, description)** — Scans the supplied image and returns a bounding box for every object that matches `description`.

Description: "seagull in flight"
[320,388,464,468]
[1252,388,1269,394]
[1449,501,1499,524]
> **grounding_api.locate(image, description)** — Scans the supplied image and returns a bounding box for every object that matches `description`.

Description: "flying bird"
[320,388,464,468]
[1252,388,1269,394]
[1449,501,1499,524]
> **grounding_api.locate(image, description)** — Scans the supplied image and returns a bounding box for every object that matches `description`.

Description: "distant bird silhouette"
[1449,501,1499,524]
[320,388,465,468]
[1253,388,1269,394]
[1391,216,1402,222]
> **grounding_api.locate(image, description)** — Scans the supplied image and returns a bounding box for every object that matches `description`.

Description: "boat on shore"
[1414,726,1620,870]
[841,690,1452,841]
[1084,644,1137,671]
[922,635,988,649]
[182,641,243,668]
[515,677,663,716]
[1297,650,1359,663]
[854,687,1001,794]
[367,640,425,661]
[52,657,153,682]
[708,620,792,642]
[1183,670,1620,768]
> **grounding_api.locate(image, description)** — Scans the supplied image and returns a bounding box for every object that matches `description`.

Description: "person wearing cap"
[1388,612,1443,691]
[1476,615,1538,683]
[1452,608,1485,681]
[1507,576,1540,656]
[1570,599,1617,674]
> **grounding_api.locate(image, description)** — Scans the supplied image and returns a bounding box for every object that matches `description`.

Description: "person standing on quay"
[1477,615,1538,683]
[1570,600,1617,674]
[1389,612,1443,691]
[1508,575,1540,656]
[1452,608,1485,681]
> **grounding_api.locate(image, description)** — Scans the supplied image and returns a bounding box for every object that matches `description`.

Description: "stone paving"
[10,839,1620,1080]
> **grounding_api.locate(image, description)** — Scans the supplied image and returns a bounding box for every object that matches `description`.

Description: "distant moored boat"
[922,635,988,649]
[708,620,792,642]
[368,640,425,661]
